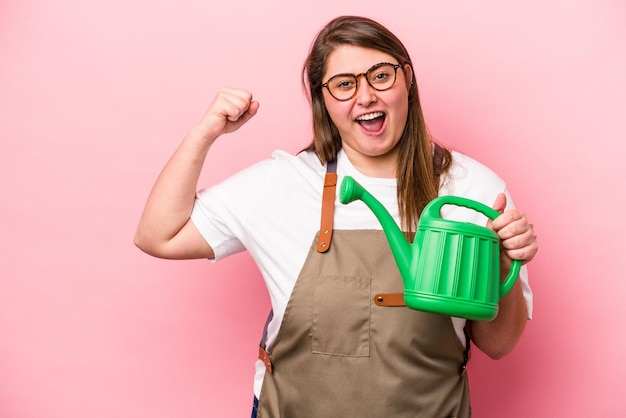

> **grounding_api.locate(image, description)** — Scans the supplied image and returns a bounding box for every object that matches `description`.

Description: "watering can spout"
[339,176,413,280]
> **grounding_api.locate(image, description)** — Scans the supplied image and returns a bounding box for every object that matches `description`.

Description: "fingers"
[196,88,259,141]
[216,88,258,126]
[491,209,526,236]
[232,99,259,126]
[487,193,507,231]
[487,192,538,265]
[501,227,538,262]
[492,209,538,265]
[491,193,507,215]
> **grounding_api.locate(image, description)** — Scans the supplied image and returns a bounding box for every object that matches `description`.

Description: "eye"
[370,70,391,84]
[333,77,356,90]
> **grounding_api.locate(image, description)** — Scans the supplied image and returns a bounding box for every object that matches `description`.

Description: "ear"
[402,64,414,89]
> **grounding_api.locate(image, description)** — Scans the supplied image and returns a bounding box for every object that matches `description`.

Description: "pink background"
[1,0,625,416]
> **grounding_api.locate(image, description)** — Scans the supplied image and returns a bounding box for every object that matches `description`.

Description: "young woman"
[135,16,537,417]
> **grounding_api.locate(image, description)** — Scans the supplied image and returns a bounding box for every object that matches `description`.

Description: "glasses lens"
[324,63,399,101]
[367,63,397,91]
[327,74,358,101]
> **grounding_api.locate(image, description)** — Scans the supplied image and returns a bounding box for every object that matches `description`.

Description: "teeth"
[356,112,384,121]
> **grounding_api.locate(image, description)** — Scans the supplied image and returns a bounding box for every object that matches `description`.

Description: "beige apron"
[257,163,471,417]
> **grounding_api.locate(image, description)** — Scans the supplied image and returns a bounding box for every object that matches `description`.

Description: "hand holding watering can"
[340,176,529,321]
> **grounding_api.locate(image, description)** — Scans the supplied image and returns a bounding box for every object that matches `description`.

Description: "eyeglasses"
[321,62,402,101]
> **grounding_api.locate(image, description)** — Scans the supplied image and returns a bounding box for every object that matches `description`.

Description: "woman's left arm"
[467,193,538,359]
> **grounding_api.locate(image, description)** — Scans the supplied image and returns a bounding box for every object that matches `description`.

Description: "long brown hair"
[302,16,451,233]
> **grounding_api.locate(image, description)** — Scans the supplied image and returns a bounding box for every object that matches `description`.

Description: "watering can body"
[340,176,521,321]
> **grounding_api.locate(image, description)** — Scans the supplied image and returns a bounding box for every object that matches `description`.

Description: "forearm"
[467,279,527,359]
[134,128,213,253]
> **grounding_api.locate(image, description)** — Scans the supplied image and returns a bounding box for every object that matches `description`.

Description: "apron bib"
[257,164,471,418]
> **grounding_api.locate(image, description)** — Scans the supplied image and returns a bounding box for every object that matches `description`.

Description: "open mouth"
[356,112,386,133]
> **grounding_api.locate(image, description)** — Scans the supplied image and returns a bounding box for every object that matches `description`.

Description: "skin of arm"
[467,193,538,359]
[134,88,259,260]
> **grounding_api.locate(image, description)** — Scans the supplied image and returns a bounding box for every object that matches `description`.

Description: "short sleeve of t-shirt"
[190,158,275,261]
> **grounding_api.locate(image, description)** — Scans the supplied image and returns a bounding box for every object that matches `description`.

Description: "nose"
[354,74,377,105]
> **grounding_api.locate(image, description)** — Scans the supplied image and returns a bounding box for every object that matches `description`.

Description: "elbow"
[481,343,516,360]
[468,316,527,360]
[134,234,149,254]
[134,230,158,256]
[133,233,146,252]
[475,324,527,360]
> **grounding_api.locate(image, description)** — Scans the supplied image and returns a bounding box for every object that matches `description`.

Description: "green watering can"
[340,176,521,321]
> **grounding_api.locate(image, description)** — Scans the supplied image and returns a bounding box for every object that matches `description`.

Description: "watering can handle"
[425,195,522,298]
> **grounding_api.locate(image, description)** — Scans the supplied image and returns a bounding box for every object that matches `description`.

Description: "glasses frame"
[321,62,403,101]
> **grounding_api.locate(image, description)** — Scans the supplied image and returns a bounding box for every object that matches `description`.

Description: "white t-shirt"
[191,148,533,397]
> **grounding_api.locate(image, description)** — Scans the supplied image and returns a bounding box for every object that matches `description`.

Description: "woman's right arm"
[134,88,259,260]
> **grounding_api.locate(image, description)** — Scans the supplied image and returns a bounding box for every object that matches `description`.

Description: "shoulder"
[242,149,324,179]
[270,149,325,177]
[442,151,506,197]
[211,149,324,192]
[448,151,503,183]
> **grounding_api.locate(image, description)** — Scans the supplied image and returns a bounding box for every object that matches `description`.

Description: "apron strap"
[460,328,471,376]
[259,309,274,373]
[316,159,337,253]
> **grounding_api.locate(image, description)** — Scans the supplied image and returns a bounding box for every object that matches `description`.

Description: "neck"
[343,148,398,178]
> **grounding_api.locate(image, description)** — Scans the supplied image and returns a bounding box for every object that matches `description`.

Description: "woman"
[135,16,537,417]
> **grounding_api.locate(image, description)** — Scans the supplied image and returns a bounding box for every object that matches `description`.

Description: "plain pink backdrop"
[1,0,625,416]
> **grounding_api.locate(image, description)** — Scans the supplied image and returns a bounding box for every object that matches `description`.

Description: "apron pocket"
[311,274,371,357]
